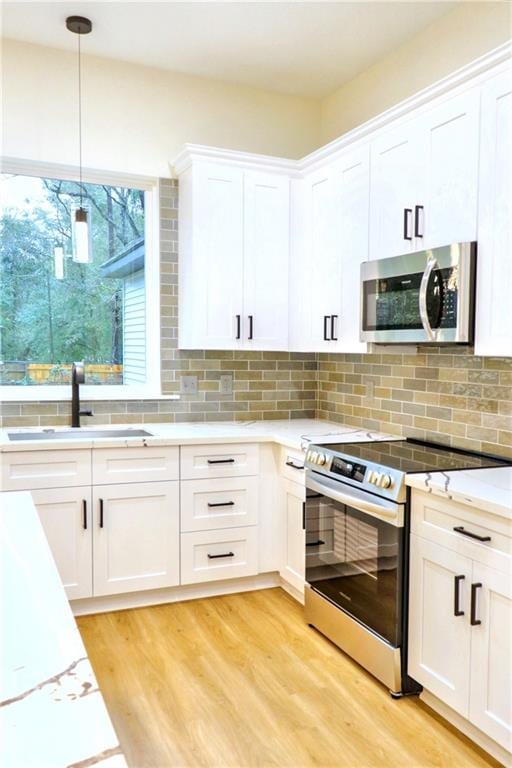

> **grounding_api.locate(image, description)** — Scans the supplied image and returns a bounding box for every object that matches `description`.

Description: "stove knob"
[373,472,382,486]
[380,474,393,489]
[317,453,327,466]
[367,470,375,484]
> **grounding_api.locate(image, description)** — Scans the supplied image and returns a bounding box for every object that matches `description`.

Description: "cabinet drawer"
[180,443,259,480]
[180,526,258,584]
[411,490,512,567]
[181,476,259,532]
[281,447,305,484]
[92,446,179,485]
[1,449,91,491]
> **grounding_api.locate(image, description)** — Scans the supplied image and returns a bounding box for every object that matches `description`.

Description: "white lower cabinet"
[30,486,93,600]
[279,479,305,594]
[181,526,258,585]
[408,534,472,714]
[469,562,512,751]
[409,490,512,753]
[181,476,259,532]
[93,482,180,597]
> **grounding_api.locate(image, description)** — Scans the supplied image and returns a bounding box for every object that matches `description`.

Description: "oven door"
[305,474,405,647]
[360,242,476,344]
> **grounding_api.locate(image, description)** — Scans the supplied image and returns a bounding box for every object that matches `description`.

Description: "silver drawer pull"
[207,501,235,508]
[207,551,235,560]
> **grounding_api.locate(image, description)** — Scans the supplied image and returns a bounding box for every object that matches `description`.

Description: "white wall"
[320,2,512,143]
[1,38,320,178]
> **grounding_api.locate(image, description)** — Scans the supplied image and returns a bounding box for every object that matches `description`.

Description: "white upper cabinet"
[475,68,512,357]
[179,163,244,349]
[370,120,422,260]
[419,89,480,249]
[369,88,480,259]
[290,145,369,352]
[178,160,289,351]
[243,171,289,350]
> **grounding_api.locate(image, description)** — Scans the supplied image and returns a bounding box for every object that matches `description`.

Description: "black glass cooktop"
[319,440,511,474]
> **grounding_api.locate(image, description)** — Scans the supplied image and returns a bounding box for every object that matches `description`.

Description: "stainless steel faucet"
[71,362,93,428]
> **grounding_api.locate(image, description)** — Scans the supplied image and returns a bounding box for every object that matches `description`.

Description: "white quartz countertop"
[0,492,127,768]
[406,466,512,519]
[1,418,395,453]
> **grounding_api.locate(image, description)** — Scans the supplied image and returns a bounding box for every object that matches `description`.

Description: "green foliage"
[0,176,144,380]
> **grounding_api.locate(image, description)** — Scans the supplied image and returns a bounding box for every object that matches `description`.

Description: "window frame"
[0,158,167,402]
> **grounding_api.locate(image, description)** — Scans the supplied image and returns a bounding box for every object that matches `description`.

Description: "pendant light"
[66,15,92,264]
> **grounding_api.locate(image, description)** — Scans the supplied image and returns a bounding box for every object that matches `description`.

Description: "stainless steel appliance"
[360,242,476,344]
[304,439,509,696]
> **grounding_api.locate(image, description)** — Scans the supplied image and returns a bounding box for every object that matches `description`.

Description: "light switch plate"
[220,374,233,395]
[181,375,198,394]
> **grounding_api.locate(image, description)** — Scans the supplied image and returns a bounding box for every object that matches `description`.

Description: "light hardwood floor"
[77,588,500,768]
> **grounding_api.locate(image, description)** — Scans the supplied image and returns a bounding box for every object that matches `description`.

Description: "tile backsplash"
[1,178,511,459]
[318,347,512,459]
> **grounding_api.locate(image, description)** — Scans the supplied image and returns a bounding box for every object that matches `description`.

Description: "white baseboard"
[279,577,305,604]
[420,690,512,768]
[71,572,281,616]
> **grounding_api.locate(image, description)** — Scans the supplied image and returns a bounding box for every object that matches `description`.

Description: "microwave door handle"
[419,257,438,342]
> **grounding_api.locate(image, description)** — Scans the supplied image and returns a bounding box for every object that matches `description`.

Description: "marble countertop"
[0,418,395,453]
[0,492,127,768]
[406,466,512,519]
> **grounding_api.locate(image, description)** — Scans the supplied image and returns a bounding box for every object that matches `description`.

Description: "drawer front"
[281,447,305,484]
[180,443,259,480]
[181,476,259,532]
[1,449,91,491]
[411,489,512,567]
[180,526,258,584]
[93,446,179,485]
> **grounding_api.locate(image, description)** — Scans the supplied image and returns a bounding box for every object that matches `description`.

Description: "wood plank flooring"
[77,588,500,768]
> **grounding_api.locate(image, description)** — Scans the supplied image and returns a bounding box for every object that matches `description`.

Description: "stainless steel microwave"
[360,242,477,344]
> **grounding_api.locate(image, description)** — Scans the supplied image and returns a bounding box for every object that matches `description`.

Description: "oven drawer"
[180,476,259,532]
[180,444,259,480]
[180,527,258,584]
[411,489,512,569]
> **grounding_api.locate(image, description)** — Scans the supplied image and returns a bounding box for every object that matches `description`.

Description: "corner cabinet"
[177,159,290,351]
[289,145,370,353]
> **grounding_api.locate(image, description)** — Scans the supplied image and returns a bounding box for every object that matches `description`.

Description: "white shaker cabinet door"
[279,479,306,596]
[92,482,180,596]
[469,562,512,752]
[369,119,422,260]
[336,145,370,352]
[408,534,472,716]
[30,486,93,600]
[308,167,342,351]
[243,171,289,350]
[179,163,244,349]
[475,68,512,357]
[420,88,480,249]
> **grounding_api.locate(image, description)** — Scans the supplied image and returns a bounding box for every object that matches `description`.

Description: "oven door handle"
[419,256,438,342]
[306,475,403,526]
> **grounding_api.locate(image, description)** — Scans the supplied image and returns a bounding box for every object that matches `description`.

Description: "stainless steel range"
[303,439,509,697]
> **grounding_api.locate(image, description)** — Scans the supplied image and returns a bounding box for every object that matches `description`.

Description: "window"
[0,167,160,399]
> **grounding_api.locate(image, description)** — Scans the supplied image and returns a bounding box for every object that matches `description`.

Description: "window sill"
[0,387,181,403]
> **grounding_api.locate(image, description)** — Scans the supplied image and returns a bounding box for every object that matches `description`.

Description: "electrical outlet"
[181,375,198,395]
[220,374,233,395]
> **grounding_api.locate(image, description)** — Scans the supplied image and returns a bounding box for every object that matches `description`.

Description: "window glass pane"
[0,173,146,386]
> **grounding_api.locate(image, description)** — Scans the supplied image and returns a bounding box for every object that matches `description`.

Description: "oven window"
[305,493,403,647]
[362,268,457,332]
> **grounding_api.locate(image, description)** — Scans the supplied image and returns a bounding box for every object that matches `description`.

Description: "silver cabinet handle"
[419,256,438,341]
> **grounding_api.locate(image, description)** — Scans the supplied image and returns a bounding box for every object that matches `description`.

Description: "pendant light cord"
[78,29,83,208]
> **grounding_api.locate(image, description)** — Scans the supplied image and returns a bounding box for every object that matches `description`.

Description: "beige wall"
[1,38,319,177]
[320,2,512,144]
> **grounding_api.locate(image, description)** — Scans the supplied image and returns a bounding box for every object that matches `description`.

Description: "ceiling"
[2,1,459,99]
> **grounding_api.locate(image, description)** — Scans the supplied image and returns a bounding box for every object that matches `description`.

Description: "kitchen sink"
[7,428,154,441]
